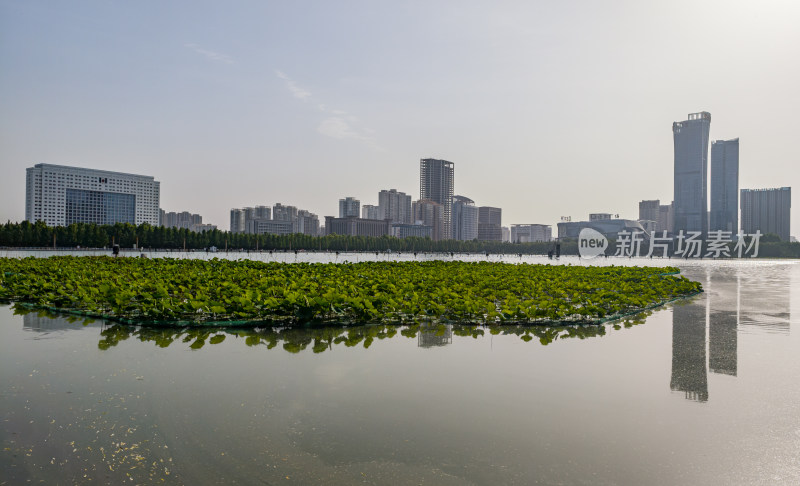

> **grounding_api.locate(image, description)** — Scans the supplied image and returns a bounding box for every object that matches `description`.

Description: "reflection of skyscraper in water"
[670,303,708,402]
[417,324,453,348]
[737,265,791,334]
[670,263,794,401]
[708,268,738,376]
[709,310,737,376]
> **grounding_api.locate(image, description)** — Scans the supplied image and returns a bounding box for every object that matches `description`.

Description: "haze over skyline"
[1,0,798,236]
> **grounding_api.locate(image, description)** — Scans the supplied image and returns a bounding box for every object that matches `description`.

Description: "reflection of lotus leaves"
[313,340,329,353]
[93,314,654,353]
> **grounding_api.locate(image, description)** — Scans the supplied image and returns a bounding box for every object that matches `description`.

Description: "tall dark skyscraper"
[710,138,739,233]
[673,112,711,235]
[419,158,454,239]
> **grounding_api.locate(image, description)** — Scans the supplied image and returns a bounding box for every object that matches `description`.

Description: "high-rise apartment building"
[673,111,711,235]
[452,195,478,241]
[638,200,660,234]
[658,203,674,235]
[378,189,411,224]
[478,206,502,242]
[272,203,298,222]
[162,211,202,229]
[740,187,791,241]
[241,205,318,236]
[231,205,270,234]
[25,164,160,226]
[361,204,380,220]
[296,210,320,236]
[254,205,271,220]
[420,158,454,239]
[190,224,217,233]
[412,199,445,241]
[230,208,246,233]
[339,197,360,218]
[710,138,739,233]
[639,200,660,223]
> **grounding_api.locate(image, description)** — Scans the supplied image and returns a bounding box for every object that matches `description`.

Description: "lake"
[1,254,799,484]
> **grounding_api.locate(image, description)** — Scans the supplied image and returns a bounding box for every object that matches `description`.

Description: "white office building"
[511,224,552,243]
[26,164,160,226]
[362,204,380,220]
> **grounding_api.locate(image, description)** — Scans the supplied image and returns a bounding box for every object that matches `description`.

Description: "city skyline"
[1,2,799,237]
[17,156,792,242]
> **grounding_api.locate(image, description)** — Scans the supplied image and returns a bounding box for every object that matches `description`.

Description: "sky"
[1,0,799,237]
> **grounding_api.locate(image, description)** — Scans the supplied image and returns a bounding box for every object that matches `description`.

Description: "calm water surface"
[1,255,799,485]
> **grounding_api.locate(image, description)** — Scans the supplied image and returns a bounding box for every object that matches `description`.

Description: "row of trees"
[2,221,798,257]
[0,221,565,254]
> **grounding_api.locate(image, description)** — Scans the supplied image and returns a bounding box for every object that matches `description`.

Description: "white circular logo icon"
[578,228,608,259]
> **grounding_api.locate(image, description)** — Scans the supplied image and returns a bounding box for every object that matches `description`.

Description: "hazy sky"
[1,0,799,236]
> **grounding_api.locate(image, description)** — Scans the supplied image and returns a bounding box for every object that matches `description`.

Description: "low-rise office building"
[325,216,391,237]
[247,219,295,235]
[557,219,647,240]
[391,223,433,239]
[511,224,552,243]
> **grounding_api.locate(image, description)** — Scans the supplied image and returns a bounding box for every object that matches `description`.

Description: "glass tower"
[710,138,739,233]
[673,112,711,235]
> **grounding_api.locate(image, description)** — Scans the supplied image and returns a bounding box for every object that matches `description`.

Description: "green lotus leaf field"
[0,257,702,326]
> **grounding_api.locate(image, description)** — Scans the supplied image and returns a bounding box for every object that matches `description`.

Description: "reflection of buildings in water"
[737,266,791,334]
[670,303,708,402]
[417,324,453,348]
[670,263,794,402]
[709,310,737,376]
[23,312,104,332]
[706,269,738,377]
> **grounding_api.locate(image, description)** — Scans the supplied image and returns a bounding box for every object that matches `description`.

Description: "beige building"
[412,199,445,241]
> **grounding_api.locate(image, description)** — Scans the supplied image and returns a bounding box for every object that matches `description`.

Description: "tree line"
[0,221,565,254]
[2,221,797,257]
